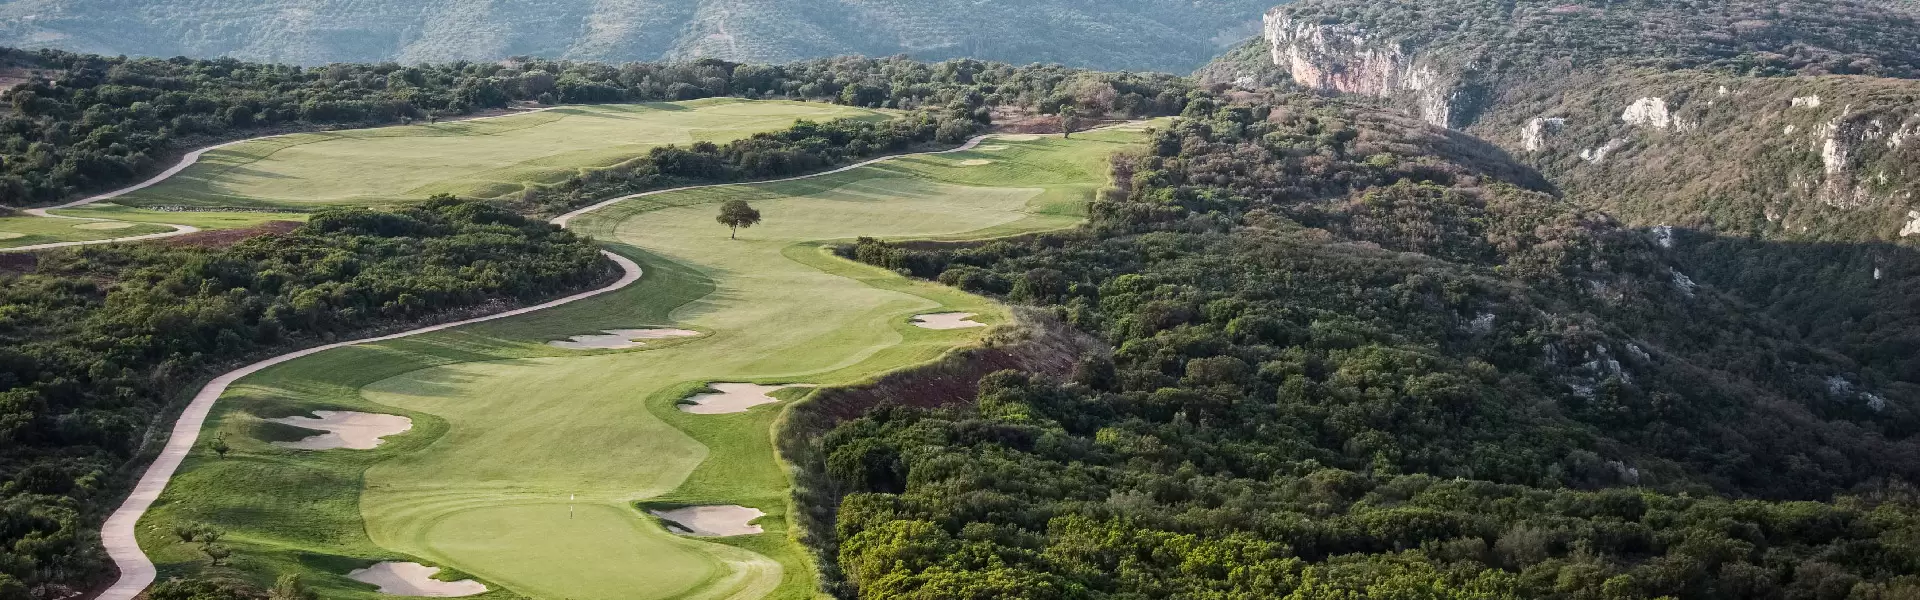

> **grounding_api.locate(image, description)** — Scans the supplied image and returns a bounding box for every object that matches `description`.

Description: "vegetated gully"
[95,132,991,600]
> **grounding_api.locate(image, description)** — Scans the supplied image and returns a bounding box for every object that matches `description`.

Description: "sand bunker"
[976,144,1010,151]
[651,505,766,537]
[72,221,136,230]
[547,328,700,350]
[678,383,813,414]
[0,232,23,240]
[268,411,413,450]
[998,134,1042,141]
[347,562,486,597]
[956,159,994,166]
[912,312,987,330]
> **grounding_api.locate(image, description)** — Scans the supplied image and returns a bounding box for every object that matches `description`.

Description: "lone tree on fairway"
[717,199,762,239]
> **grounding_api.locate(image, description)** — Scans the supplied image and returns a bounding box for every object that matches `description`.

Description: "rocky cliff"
[1262,9,1462,127]
[1257,0,1920,245]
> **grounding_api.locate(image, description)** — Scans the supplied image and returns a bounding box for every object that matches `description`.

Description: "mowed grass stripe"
[139,129,1150,599]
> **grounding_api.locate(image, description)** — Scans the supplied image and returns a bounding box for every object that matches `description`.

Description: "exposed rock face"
[1264,10,1458,127]
[1902,210,1920,237]
[1620,97,1694,131]
[1793,95,1824,108]
[1522,117,1566,151]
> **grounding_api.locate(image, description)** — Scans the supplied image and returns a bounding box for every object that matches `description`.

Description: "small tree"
[173,523,202,543]
[201,543,231,566]
[716,200,762,239]
[209,435,230,459]
[1060,105,1079,139]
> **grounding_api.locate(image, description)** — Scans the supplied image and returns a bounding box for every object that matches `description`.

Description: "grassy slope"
[137,129,1144,600]
[115,99,890,211]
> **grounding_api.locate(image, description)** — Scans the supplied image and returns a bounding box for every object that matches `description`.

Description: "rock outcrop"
[1263,9,1459,127]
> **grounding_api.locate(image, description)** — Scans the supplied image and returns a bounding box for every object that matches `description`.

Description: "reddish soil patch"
[0,253,37,273]
[166,220,302,248]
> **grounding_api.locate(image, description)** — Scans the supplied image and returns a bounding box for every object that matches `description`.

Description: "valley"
[124,126,1142,599]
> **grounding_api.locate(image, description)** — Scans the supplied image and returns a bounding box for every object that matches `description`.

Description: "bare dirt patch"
[268,411,413,450]
[912,313,987,330]
[650,505,766,537]
[678,383,814,414]
[347,562,486,597]
[548,328,701,350]
[166,220,303,248]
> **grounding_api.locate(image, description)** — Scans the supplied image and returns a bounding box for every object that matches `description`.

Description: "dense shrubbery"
[0,198,609,596]
[814,92,1920,598]
[0,48,1190,207]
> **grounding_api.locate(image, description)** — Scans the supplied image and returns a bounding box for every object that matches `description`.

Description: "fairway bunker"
[347,562,486,597]
[73,221,137,230]
[0,232,22,240]
[977,144,1010,151]
[267,411,413,450]
[999,134,1043,141]
[957,159,995,166]
[912,312,987,329]
[678,383,814,414]
[650,505,765,537]
[547,328,701,350]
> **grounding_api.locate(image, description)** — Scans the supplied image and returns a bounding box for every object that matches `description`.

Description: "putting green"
[114,99,891,211]
[0,215,173,248]
[137,128,1149,599]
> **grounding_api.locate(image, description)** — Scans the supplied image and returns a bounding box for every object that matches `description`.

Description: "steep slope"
[1258,0,1920,244]
[0,0,1270,72]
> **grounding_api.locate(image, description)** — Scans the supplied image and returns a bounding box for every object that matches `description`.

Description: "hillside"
[0,0,1269,72]
[810,91,1920,599]
[1254,0,1920,245]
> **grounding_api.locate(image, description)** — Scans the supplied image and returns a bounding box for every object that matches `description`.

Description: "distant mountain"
[0,0,1269,72]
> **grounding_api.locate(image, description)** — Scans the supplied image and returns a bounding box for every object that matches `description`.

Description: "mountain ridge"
[0,0,1270,72]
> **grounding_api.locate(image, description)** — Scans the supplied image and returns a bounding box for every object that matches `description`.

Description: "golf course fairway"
[135,124,1150,600]
[107,99,891,211]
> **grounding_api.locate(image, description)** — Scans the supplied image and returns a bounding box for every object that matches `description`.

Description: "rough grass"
[138,128,1149,599]
[113,99,891,211]
[48,203,311,229]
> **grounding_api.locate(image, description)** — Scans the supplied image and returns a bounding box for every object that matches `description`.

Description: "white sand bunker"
[998,134,1042,141]
[72,221,136,230]
[912,312,987,330]
[268,411,413,450]
[651,505,766,537]
[956,159,994,166]
[347,562,486,597]
[547,328,700,350]
[0,232,23,240]
[678,383,813,414]
[976,144,1010,151]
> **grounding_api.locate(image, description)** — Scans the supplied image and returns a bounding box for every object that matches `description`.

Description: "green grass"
[139,129,1148,599]
[0,215,176,248]
[115,99,892,211]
